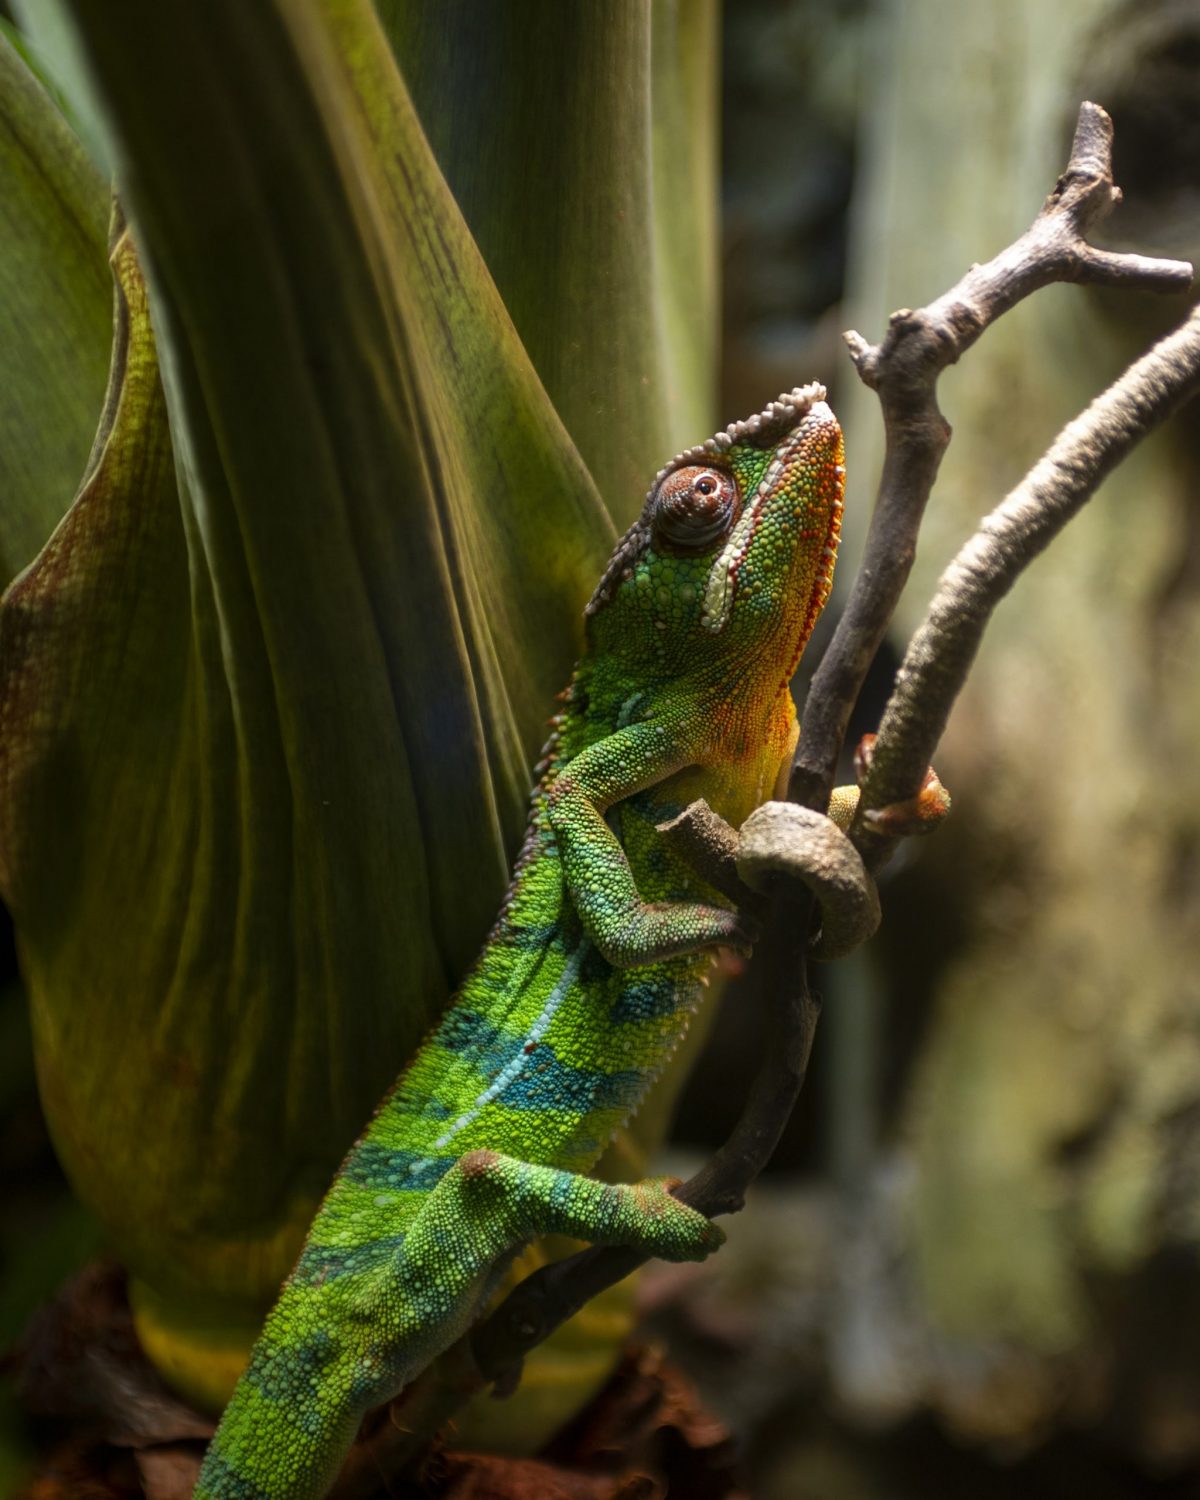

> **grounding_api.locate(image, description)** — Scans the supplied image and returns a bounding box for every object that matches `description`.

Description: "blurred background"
[2,1,1199,1496]
[671,2,1200,1496]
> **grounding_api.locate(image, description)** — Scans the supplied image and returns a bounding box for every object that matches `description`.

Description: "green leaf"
[1,0,719,1423]
[8,0,112,171]
[377,0,719,515]
[0,220,197,1281]
[1,0,621,1381]
[0,30,108,586]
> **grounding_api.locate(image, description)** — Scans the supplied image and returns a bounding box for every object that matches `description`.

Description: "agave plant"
[0,0,719,1453]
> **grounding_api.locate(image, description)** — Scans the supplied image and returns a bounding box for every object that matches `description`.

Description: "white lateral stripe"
[700,453,785,633]
[424,942,588,1157]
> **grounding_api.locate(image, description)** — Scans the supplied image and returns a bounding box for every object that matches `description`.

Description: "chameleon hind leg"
[401,1149,723,1293]
[383,1150,722,1376]
[195,1156,720,1500]
[334,1152,723,1417]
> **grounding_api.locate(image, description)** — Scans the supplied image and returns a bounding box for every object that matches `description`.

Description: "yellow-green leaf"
[2,0,620,1383]
[1,0,718,1428]
[377,0,719,514]
[0,31,108,585]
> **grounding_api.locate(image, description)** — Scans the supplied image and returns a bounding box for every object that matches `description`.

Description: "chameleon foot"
[431,1150,724,1264]
[853,732,952,837]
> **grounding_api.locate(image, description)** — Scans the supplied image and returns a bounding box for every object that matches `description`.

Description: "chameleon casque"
[195,384,845,1498]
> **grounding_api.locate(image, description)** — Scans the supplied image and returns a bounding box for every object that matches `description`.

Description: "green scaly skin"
[195,386,845,1498]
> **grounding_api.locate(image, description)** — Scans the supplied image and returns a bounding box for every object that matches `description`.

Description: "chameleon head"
[586,384,844,687]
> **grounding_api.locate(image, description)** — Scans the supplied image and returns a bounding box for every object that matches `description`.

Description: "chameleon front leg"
[547,721,754,965]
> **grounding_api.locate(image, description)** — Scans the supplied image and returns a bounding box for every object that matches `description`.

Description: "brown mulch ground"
[9,1262,747,1499]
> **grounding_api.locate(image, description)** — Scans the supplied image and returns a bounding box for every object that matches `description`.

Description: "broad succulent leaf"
[0,0,717,1426]
[3,0,611,1328]
[377,0,718,514]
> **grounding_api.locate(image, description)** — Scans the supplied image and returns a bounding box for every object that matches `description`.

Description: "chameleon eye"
[651,465,739,551]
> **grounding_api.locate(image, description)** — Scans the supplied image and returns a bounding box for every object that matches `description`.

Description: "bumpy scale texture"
[195,388,845,1498]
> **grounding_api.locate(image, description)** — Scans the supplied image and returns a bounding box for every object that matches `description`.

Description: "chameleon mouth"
[783,434,844,680]
[699,398,839,635]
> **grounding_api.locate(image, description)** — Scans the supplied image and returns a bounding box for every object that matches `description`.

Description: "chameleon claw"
[722,911,760,957]
[629,1177,725,1257]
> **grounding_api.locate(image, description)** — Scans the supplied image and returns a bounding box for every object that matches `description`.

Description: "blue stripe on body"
[195,1449,274,1500]
[293,1231,407,1285]
[340,1144,455,1194]
[241,1330,338,1437]
[610,972,686,1023]
[430,1009,645,1116]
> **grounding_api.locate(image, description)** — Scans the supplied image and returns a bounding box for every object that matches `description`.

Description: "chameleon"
[195,383,845,1498]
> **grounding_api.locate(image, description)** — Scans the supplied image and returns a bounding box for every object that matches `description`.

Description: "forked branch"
[790,100,1193,816]
[855,303,1200,861]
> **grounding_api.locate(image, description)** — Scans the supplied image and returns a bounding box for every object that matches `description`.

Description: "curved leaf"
[377,0,719,516]
[2,0,720,1430]
[8,0,111,171]
[3,0,614,1350]
[0,31,108,585]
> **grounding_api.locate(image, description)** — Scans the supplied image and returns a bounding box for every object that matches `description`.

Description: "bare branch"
[655,798,766,915]
[736,802,880,960]
[790,101,1193,815]
[855,303,1200,851]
